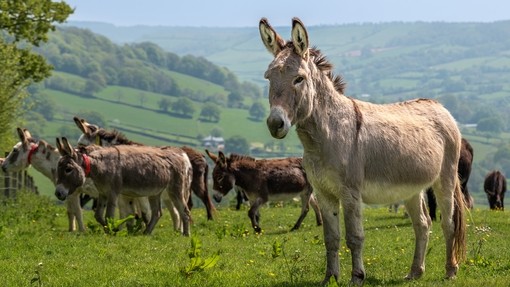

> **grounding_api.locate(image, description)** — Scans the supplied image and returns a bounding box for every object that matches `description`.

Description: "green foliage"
[200,102,221,122]
[249,101,266,121]
[180,237,220,277]
[0,0,72,151]
[226,135,250,154]
[171,97,196,117]
[104,215,143,236]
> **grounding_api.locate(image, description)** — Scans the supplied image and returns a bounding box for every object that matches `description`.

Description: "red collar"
[82,154,91,177]
[27,144,38,165]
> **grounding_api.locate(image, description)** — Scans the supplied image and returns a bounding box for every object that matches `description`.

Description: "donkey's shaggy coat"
[206,150,322,233]
[260,17,466,285]
[55,137,192,235]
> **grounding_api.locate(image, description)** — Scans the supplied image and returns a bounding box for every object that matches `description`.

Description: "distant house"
[202,135,225,151]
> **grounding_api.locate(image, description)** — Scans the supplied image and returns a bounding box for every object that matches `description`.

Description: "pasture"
[1,191,509,286]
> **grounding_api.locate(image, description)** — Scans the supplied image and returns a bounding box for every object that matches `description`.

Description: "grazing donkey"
[73,116,216,221]
[55,137,192,235]
[427,138,474,220]
[259,18,466,285]
[484,170,506,210]
[206,150,322,233]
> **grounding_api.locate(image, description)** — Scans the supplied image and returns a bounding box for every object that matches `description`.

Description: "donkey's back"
[91,145,190,194]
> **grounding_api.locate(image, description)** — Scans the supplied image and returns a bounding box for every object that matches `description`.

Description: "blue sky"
[64,0,510,27]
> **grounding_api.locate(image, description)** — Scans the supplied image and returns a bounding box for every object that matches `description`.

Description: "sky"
[64,0,510,27]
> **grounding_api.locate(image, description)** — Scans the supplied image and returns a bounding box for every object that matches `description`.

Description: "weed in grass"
[180,237,220,278]
[271,238,310,284]
[468,225,492,267]
[100,215,144,236]
[30,262,43,287]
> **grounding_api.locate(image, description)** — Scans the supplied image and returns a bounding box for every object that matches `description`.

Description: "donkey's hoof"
[445,264,458,279]
[320,274,338,286]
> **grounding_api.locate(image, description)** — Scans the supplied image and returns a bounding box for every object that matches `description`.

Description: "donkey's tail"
[452,175,467,264]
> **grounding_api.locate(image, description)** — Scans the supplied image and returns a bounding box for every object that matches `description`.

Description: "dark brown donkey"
[426,138,474,220]
[55,137,192,235]
[73,117,216,220]
[484,170,506,210]
[206,150,322,233]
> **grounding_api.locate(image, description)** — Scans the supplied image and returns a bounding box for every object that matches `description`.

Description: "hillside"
[12,21,509,202]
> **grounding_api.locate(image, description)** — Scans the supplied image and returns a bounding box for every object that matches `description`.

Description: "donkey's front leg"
[94,194,108,227]
[105,190,119,224]
[342,193,365,285]
[248,197,265,233]
[318,197,341,285]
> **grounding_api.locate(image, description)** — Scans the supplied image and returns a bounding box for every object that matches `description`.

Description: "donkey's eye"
[294,76,304,85]
[65,167,73,174]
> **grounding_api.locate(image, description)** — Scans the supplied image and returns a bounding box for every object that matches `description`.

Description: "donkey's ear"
[205,149,218,162]
[291,17,309,60]
[22,128,32,139]
[56,138,67,156]
[218,151,228,166]
[73,116,90,135]
[61,137,76,158]
[259,17,285,57]
[16,127,27,146]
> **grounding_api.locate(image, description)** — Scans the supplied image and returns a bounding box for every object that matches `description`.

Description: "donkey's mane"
[97,129,139,145]
[286,42,346,94]
[229,153,256,162]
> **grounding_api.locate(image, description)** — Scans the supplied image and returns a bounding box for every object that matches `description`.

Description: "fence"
[1,153,39,198]
[0,170,38,198]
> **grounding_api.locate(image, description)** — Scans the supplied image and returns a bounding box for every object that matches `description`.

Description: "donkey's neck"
[30,144,60,184]
[296,87,358,154]
[231,163,260,191]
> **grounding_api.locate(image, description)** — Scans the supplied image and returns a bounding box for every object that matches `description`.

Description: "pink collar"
[82,154,91,177]
[27,144,38,165]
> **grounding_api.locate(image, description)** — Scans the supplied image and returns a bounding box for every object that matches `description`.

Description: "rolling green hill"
[12,21,510,203]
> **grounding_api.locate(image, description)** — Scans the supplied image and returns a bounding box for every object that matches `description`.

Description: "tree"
[477,117,504,134]
[249,102,266,121]
[171,97,195,118]
[200,103,221,122]
[227,91,244,108]
[158,98,171,113]
[225,135,250,154]
[0,0,73,150]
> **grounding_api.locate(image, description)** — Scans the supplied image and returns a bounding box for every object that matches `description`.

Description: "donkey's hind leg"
[161,191,181,232]
[144,195,162,235]
[309,193,323,226]
[291,189,313,231]
[435,175,465,279]
[403,191,431,280]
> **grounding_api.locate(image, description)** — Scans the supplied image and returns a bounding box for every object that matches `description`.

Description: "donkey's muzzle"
[213,192,223,203]
[55,184,69,201]
[267,107,290,139]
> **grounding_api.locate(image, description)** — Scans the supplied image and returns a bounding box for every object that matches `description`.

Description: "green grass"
[1,191,509,286]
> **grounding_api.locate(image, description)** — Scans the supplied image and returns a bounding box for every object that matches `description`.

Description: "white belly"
[361,181,428,205]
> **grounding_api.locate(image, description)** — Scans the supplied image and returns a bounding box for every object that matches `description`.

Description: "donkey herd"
[1,17,508,285]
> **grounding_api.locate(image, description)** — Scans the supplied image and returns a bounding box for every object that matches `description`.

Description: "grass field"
[1,191,509,287]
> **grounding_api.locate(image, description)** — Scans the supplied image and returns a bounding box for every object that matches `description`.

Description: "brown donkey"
[206,150,322,233]
[55,137,192,235]
[73,116,216,221]
[260,18,466,285]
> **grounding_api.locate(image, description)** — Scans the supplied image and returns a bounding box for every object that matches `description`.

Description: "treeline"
[37,27,261,103]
